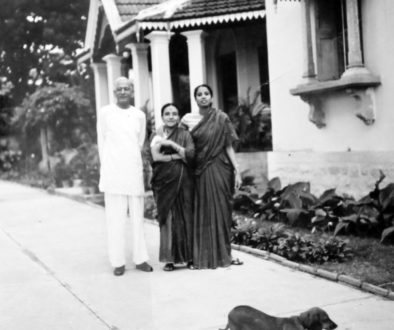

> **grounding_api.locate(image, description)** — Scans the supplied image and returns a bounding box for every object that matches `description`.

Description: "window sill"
[289,69,381,128]
[290,71,380,96]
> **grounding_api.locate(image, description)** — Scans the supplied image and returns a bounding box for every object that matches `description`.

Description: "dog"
[220,306,337,330]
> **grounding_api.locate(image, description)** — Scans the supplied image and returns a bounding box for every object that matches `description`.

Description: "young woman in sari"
[181,84,243,269]
[150,103,195,271]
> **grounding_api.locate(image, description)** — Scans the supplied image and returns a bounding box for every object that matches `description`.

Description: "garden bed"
[319,234,394,288]
[231,173,394,289]
[233,214,394,288]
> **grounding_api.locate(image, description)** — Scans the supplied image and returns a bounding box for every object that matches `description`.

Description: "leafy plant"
[0,141,22,172]
[53,158,71,186]
[232,216,353,264]
[14,83,94,171]
[0,0,90,104]
[234,172,394,244]
[228,88,272,151]
[68,142,99,189]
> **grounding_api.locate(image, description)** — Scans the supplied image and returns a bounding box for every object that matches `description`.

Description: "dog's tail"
[218,323,230,330]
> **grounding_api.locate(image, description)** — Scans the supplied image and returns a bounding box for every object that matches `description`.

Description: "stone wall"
[267,151,394,199]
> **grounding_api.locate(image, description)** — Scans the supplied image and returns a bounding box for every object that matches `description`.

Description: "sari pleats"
[151,127,194,264]
[191,109,237,269]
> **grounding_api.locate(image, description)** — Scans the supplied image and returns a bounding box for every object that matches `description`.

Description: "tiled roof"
[143,0,265,21]
[115,0,265,39]
[114,0,167,21]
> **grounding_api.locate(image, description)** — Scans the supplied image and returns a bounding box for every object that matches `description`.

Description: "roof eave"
[137,9,266,31]
[115,20,139,43]
[76,48,92,64]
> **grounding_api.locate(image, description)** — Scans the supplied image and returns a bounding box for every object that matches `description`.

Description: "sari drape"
[191,108,238,269]
[150,126,194,264]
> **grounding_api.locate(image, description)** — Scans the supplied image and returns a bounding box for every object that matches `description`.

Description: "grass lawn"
[251,217,394,288]
[318,234,394,288]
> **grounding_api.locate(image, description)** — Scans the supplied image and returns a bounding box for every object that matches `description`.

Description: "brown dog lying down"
[220,306,337,330]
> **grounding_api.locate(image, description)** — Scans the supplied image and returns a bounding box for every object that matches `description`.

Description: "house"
[79,0,394,197]
[79,0,269,185]
[266,0,394,197]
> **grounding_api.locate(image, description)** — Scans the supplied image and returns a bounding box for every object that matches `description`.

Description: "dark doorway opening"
[218,52,238,113]
[169,34,190,117]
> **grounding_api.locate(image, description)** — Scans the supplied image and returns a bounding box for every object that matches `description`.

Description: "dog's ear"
[299,310,312,328]
[298,308,323,330]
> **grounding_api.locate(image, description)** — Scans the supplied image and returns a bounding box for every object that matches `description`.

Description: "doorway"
[218,52,238,113]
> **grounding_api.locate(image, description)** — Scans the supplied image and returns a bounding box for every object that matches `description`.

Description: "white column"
[126,43,151,109]
[300,0,316,80]
[342,0,372,78]
[91,62,109,114]
[103,54,122,104]
[145,31,174,128]
[204,34,220,109]
[345,0,364,69]
[181,30,207,113]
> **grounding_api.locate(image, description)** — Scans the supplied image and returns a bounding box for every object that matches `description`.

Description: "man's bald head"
[114,76,132,90]
[114,77,133,108]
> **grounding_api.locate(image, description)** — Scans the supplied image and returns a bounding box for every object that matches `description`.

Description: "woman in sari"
[181,84,243,269]
[150,103,195,271]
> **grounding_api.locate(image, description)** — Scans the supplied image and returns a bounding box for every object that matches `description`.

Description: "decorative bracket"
[290,70,380,128]
[301,95,326,128]
[346,87,376,125]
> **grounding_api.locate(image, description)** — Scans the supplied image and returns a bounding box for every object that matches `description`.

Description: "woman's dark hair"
[161,102,180,116]
[193,84,213,99]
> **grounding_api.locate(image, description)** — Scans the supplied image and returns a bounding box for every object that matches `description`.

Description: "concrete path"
[0,180,393,330]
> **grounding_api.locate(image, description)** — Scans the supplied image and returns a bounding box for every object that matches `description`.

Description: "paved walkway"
[0,180,393,330]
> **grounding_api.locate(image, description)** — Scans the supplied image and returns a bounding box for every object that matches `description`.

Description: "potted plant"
[228,88,272,152]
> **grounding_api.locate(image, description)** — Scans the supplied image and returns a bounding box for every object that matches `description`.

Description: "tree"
[14,83,95,171]
[0,0,95,174]
[0,0,90,104]
[0,79,14,137]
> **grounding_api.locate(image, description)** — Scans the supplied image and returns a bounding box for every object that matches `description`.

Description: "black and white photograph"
[1,0,393,329]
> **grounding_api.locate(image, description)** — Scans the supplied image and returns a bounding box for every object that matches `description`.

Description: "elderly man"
[97,76,153,275]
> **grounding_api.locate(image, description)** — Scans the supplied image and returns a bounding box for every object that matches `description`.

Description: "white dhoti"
[97,105,149,268]
[104,193,149,267]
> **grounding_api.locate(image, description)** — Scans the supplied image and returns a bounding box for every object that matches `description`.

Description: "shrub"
[233,172,394,244]
[0,141,22,172]
[68,142,99,189]
[53,159,72,186]
[228,88,272,151]
[232,216,353,264]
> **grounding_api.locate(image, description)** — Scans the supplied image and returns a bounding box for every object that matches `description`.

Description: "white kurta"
[97,104,146,196]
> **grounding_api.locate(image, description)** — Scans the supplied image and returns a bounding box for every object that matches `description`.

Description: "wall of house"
[361,0,394,149]
[265,0,394,197]
[266,0,315,152]
[266,0,394,152]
